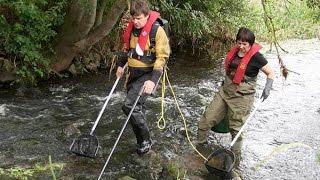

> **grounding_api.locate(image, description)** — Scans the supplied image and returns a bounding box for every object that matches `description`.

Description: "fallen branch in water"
[261,0,291,79]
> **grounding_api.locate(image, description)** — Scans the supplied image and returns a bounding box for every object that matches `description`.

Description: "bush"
[0,0,67,84]
[243,0,320,41]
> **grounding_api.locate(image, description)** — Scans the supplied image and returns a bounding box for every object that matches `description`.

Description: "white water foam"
[0,104,6,116]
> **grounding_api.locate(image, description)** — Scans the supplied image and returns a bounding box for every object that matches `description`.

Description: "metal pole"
[97,86,145,180]
[90,63,127,135]
[230,98,263,147]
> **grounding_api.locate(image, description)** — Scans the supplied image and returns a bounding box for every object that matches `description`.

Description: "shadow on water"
[1,39,320,179]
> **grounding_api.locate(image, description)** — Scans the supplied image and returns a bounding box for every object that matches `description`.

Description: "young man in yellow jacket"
[116,0,170,155]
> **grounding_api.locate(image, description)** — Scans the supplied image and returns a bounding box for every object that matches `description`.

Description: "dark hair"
[130,0,150,16]
[236,27,255,45]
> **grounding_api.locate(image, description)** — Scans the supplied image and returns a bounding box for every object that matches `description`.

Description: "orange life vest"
[123,11,160,51]
[224,43,262,84]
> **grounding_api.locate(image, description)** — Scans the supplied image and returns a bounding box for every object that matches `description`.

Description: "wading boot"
[194,129,212,157]
[137,140,152,155]
[196,129,208,145]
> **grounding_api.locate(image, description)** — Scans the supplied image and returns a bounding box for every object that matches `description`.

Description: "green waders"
[198,76,256,172]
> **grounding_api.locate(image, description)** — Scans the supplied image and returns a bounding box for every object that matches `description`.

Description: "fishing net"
[69,134,100,158]
[205,148,235,179]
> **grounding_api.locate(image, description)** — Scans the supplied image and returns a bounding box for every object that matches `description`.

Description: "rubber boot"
[194,129,211,156]
[137,140,152,155]
[136,127,152,155]
[196,129,208,145]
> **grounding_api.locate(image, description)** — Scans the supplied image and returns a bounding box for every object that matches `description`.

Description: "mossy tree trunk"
[51,0,127,73]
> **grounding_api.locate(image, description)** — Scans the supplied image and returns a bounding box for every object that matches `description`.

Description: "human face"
[131,13,149,29]
[237,40,251,54]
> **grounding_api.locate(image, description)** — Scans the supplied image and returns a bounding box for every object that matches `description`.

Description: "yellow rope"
[164,70,208,161]
[156,69,167,130]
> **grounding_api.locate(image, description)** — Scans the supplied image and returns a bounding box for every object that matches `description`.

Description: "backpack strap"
[149,20,160,49]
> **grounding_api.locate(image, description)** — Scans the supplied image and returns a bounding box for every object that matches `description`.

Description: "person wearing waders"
[196,27,274,179]
[116,0,170,155]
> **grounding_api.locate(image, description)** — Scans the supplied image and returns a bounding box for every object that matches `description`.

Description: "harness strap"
[128,48,156,63]
[149,21,160,49]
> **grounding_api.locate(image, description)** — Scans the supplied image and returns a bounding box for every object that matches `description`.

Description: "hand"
[116,66,124,78]
[143,80,155,94]
[261,78,273,101]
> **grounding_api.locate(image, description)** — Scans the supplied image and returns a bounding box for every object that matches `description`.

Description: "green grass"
[242,0,319,41]
[0,156,64,180]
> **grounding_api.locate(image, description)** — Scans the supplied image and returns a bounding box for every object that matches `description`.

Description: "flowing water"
[0,39,320,179]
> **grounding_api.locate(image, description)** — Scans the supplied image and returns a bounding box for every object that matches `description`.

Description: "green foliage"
[0,0,67,84]
[79,0,95,14]
[241,0,320,41]
[151,0,213,48]
[317,151,320,164]
[151,0,319,51]
[167,161,187,179]
[0,0,319,85]
[306,0,320,19]
[7,167,34,180]
[0,156,65,180]
[148,0,247,53]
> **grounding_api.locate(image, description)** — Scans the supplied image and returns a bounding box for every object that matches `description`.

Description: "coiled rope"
[156,69,208,161]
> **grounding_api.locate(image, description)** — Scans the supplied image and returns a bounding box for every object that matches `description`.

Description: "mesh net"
[70,134,100,158]
[205,148,235,178]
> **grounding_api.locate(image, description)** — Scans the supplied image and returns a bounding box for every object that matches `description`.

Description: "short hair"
[130,0,150,16]
[236,27,255,45]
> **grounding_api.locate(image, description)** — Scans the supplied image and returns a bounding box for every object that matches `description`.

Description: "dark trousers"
[122,74,151,145]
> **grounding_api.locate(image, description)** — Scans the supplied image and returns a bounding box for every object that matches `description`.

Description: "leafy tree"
[0,0,67,84]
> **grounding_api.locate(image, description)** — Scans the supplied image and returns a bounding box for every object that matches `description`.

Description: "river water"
[0,39,320,179]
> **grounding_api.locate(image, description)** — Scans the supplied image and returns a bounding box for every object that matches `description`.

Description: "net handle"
[230,98,263,147]
[97,85,145,180]
[90,63,127,135]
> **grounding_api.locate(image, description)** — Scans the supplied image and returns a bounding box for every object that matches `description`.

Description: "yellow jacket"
[128,26,170,71]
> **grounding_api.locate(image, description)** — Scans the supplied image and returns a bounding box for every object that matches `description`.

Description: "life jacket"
[123,11,160,52]
[122,11,169,63]
[224,43,262,84]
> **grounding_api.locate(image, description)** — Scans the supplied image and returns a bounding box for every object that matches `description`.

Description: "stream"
[0,38,320,179]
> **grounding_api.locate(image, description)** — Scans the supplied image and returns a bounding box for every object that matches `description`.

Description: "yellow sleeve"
[153,26,170,71]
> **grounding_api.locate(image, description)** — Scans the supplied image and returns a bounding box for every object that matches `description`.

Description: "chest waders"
[205,95,263,179]
[212,75,257,133]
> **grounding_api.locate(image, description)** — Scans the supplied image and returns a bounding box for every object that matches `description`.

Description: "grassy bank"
[241,0,319,42]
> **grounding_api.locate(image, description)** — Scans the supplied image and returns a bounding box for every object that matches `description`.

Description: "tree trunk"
[51,0,97,73]
[74,0,127,50]
[51,0,127,73]
[94,0,108,27]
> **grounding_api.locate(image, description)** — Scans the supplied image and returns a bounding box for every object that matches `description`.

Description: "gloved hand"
[261,78,273,101]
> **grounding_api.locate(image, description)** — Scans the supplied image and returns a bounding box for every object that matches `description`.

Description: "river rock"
[62,123,81,139]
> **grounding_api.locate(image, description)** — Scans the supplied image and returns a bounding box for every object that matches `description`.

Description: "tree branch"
[74,0,127,50]
[261,0,290,79]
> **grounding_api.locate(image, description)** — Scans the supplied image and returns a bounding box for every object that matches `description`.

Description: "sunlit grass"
[167,161,188,179]
[0,156,64,180]
[245,0,319,40]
